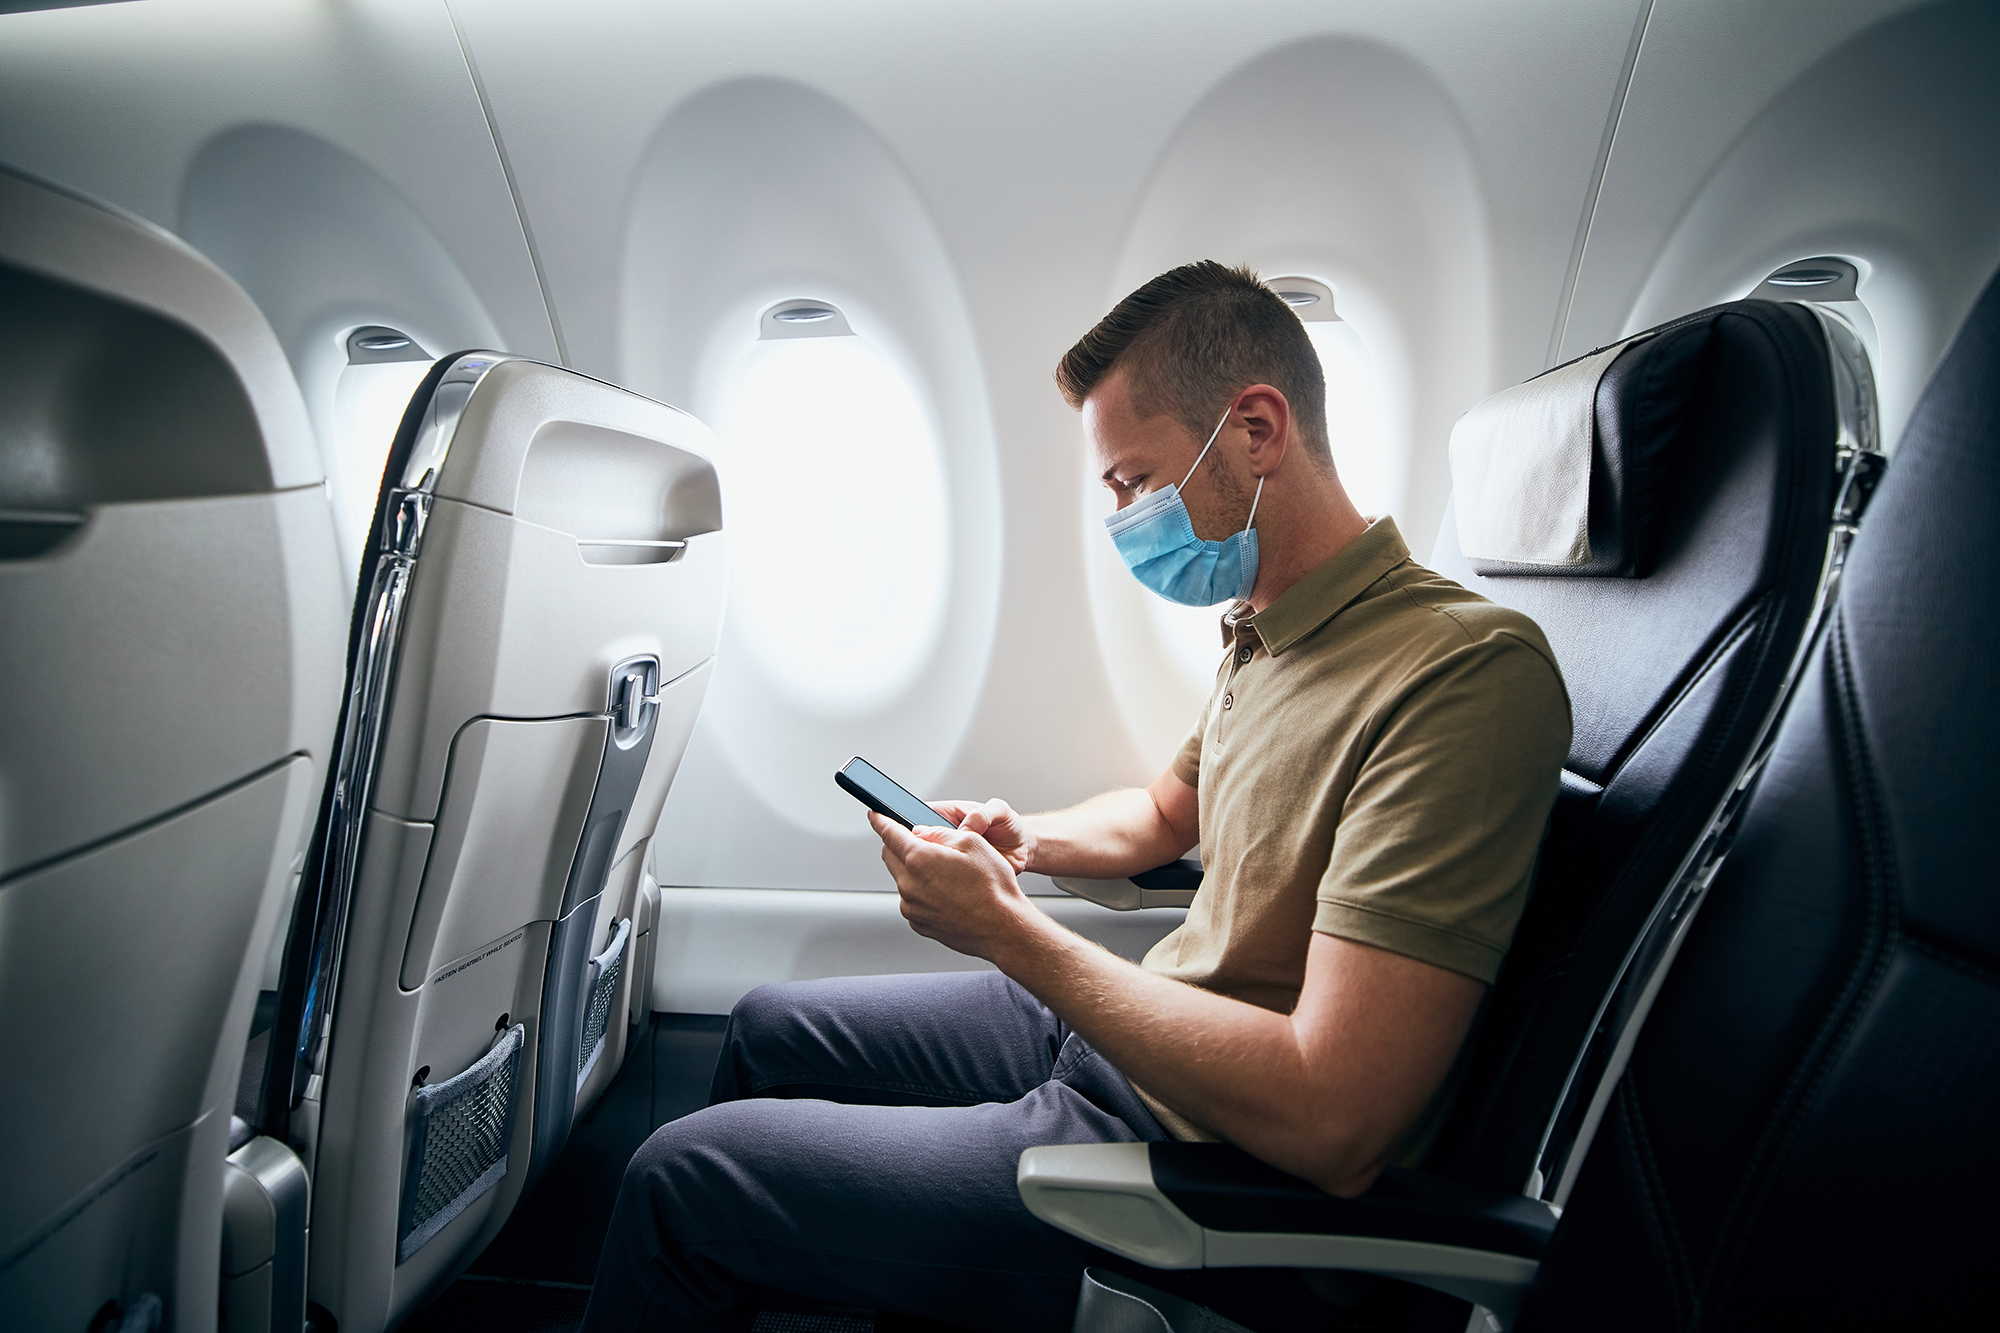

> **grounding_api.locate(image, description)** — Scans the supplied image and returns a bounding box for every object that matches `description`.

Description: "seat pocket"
[397,1023,525,1264]
[577,918,632,1091]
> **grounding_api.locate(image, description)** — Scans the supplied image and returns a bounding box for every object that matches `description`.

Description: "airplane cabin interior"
[0,1,1996,1331]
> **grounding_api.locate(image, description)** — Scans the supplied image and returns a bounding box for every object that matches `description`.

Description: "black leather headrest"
[1432,299,1835,786]
[1458,324,1714,579]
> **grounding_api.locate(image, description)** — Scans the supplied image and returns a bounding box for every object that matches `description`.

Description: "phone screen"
[835,756,958,831]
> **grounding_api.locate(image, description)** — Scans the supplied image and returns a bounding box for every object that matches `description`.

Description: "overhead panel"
[0,0,560,435]
[1557,0,1999,449]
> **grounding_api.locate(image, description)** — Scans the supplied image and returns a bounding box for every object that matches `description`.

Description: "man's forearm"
[870,813,1482,1198]
[1023,782,1195,880]
[993,907,1381,1194]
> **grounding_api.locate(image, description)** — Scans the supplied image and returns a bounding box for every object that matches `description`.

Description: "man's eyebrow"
[1100,463,1127,485]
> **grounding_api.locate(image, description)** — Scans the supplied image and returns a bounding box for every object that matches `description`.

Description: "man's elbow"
[1143,774,1200,855]
[1308,1154,1389,1199]
[1260,1115,1395,1199]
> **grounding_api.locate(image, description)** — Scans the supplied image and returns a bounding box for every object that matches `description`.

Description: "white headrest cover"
[1447,340,1629,567]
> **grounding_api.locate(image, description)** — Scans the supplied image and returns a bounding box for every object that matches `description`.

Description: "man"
[584,261,1570,1331]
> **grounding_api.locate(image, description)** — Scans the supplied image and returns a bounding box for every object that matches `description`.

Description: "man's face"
[1083,368,1253,542]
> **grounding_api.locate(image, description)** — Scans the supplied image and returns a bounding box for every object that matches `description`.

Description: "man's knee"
[726,980,804,1042]
[622,1101,773,1221]
[626,1113,696,1184]
[711,982,811,1102]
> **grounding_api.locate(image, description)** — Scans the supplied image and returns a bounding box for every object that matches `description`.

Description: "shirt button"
[1237,647,1253,663]
[1222,693,1233,710]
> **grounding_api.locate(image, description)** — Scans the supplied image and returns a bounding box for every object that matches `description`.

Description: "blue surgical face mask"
[1103,407,1263,606]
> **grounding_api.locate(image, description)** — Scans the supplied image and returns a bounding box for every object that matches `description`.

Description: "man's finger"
[870,811,923,853]
[935,825,1003,859]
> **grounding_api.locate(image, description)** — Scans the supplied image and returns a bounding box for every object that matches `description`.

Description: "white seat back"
[0,167,345,1330]
[268,355,724,1330]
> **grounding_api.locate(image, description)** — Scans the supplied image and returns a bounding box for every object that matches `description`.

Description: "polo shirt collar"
[1240,517,1412,656]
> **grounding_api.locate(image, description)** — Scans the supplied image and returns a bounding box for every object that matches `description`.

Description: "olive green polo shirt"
[1134,517,1570,1142]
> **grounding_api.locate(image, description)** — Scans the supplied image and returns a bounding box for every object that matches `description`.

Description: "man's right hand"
[929,773,1198,883]
[929,799,1037,875]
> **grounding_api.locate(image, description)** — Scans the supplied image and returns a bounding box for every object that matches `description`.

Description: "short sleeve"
[1313,632,1571,982]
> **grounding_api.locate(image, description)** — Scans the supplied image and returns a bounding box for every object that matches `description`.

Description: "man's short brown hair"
[1056,261,1330,468]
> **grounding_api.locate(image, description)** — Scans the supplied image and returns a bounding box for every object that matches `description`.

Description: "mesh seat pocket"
[578,917,632,1090]
[398,1023,524,1263]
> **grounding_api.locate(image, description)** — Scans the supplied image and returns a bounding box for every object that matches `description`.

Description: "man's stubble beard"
[1193,448,1257,541]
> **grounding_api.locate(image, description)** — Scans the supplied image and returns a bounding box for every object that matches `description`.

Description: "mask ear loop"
[1182,405,1264,535]
[1181,406,1234,489]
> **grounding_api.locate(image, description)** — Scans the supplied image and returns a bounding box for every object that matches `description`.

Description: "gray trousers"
[580,971,1171,1332]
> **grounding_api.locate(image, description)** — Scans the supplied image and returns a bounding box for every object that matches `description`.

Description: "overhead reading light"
[1266,275,1340,323]
[345,325,432,365]
[761,299,855,341]
[1749,257,1860,304]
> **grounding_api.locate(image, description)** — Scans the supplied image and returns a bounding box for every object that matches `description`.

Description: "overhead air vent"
[1266,275,1340,323]
[346,325,431,365]
[760,299,855,341]
[1749,257,1860,304]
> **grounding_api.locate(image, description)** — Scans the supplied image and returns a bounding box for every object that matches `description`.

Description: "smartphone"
[835,756,959,831]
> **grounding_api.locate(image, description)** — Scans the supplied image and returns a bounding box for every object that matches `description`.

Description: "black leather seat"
[1516,268,2000,1330]
[1427,299,1859,1197]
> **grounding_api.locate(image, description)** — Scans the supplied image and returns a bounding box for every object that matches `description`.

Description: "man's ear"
[1234,384,1291,477]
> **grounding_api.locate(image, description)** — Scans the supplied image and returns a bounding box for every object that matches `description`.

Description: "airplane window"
[328,327,433,581]
[708,326,950,715]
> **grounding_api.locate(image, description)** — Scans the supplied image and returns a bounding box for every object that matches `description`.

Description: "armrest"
[1052,858,1203,911]
[1018,1142,1554,1328]
[222,1134,309,1333]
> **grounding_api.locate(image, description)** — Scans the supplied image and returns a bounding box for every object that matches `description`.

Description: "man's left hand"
[870,812,1035,961]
